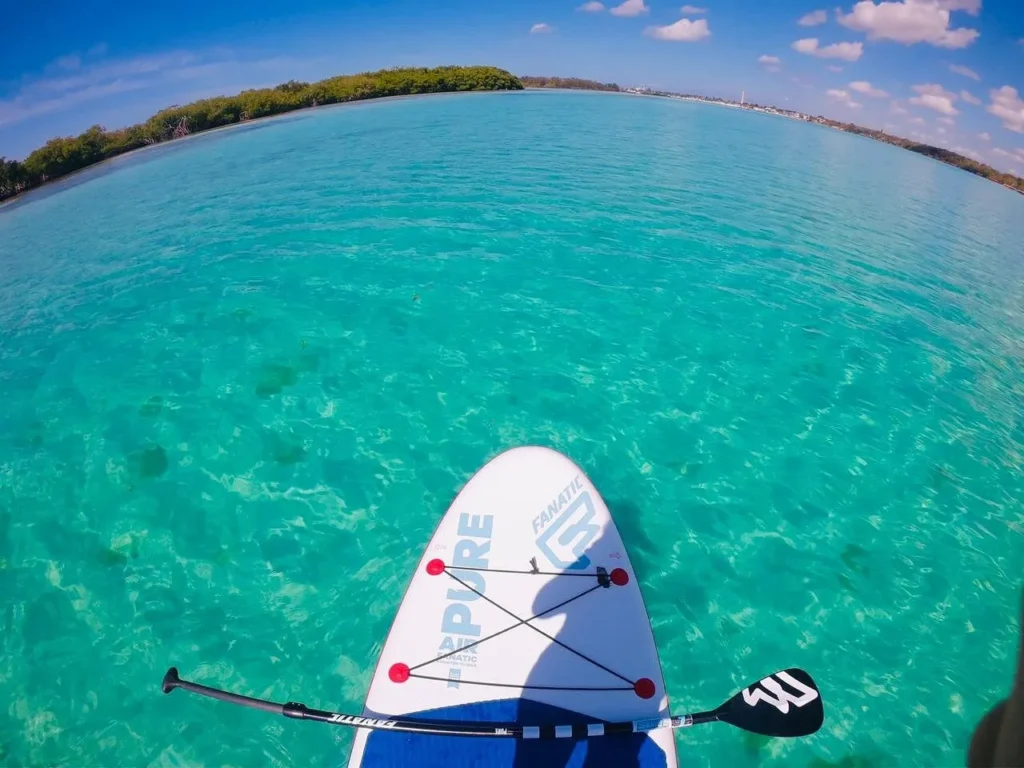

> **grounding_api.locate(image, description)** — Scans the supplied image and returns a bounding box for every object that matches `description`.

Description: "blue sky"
[2,0,1024,172]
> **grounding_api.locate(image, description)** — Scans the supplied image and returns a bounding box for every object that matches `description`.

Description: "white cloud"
[938,115,956,124]
[610,0,649,16]
[949,64,980,80]
[909,115,926,123]
[827,88,863,107]
[828,64,845,71]
[978,131,990,141]
[890,101,908,113]
[530,23,554,33]
[937,125,948,134]
[758,54,781,64]
[792,37,864,60]
[992,147,1012,158]
[646,18,711,41]
[837,0,980,49]
[681,4,708,12]
[988,86,1024,133]
[578,0,606,10]
[909,82,960,115]
[933,0,980,13]
[799,9,829,25]
[960,89,981,105]
[850,80,889,97]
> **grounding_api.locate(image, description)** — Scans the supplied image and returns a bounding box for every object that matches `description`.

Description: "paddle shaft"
[163,668,718,739]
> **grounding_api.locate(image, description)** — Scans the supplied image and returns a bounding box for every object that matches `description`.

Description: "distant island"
[0,66,522,203]
[520,76,620,92]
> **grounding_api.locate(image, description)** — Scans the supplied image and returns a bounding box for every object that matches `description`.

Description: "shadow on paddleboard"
[514,525,668,768]
[356,524,670,767]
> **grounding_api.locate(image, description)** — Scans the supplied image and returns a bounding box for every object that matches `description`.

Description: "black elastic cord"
[408,583,604,671]
[408,673,633,692]
[440,570,635,686]
[446,565,597,577]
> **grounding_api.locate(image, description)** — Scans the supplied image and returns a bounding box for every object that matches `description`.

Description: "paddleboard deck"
[347,446,678,767]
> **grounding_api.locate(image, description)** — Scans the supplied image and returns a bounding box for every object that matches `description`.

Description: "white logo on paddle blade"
[741,671,818,714]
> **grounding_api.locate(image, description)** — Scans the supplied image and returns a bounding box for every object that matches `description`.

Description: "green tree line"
[0,66,523,202]
[821,120,1024,194]
[520,76,620,92]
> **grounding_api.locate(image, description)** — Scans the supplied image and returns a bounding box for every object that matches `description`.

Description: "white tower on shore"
[741,90,745,105]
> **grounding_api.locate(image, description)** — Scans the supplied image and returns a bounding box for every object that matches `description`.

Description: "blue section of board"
[356,698,669,767]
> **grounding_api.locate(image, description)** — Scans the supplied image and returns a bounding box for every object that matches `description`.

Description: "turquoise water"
[1,90,1023,767]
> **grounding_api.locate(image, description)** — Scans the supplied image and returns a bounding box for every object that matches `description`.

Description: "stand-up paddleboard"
[347,446,678,767]
[160,447,825,763]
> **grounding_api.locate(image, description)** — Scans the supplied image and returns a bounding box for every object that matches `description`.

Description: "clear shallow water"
[1,90,1023,767]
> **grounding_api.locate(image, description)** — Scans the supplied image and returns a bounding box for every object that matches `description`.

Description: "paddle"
[161,666,823,740]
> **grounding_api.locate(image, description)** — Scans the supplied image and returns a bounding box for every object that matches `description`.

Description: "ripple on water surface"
[1,91,1023,767]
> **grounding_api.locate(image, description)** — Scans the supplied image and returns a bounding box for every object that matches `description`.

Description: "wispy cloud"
[950,144,981,160]
[758,54,782,72]
[610,0,649,16]
[828,64,845,71]
[850,80,889,97]
[990,148,1024,168]
[645,18,711,41]
[949,64,980,80]
[960,89,981,105]
[578,0,606,10]
[978,131,990,141]
[827,88,863,108]
[681,5,708,13]
[1,51,197,128]
[530,22,554,34]
[0,48,316,139]
[53,55,82,71]
[798,9,829,26]
[792,38,864,61]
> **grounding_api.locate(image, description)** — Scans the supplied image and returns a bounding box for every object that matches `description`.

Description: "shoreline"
[633,89,1024,196]
[0,89,517,211]
[4,82,1021,209]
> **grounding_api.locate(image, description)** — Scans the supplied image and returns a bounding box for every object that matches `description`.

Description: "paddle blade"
[717,669,823,738]
[162,667,181,694]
